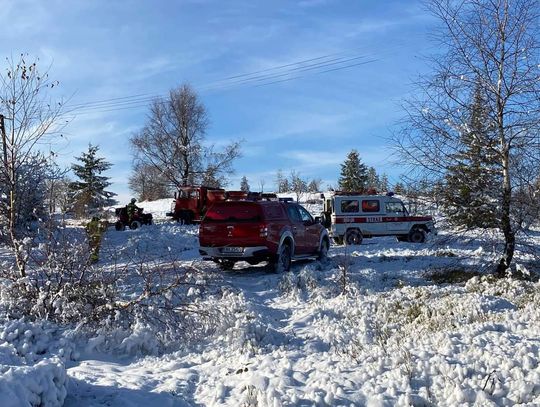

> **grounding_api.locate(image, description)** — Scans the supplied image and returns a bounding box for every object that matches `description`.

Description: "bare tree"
[307,178,323,193]
[290,170,307,201]
[129,161,171,201]
[0,55,64,277]
[131,84,241,188]
[394,0,540,276]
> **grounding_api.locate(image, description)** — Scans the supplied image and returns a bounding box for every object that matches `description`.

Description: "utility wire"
[67,48,391,116]
[65,51,352,112]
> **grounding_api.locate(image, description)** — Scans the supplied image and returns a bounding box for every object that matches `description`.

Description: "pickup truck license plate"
[221,247,243,254]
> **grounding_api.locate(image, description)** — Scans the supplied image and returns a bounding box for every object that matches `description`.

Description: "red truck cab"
[167,186,225,224]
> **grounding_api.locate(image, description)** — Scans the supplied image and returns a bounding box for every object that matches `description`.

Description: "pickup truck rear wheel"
[408,228,425,243]
[345,229,363,246]
[273,243,291,273]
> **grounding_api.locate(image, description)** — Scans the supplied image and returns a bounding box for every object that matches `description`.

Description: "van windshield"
[204,203,262,222]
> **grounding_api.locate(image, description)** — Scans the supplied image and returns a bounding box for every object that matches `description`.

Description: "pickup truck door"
[297,205,320,253]
[286,205,307,254]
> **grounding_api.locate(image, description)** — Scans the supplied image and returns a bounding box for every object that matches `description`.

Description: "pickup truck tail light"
[259,224,268,237]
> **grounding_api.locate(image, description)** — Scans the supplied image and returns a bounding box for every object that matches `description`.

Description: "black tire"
[408,228,425,243]
[219,259,236,270]
[115,221,125,231]
[273,243,292,273]
[318,238,329,261]
[396,236,408,242]
[130,221,141,230]
[345,229,363,246]
[183,211,194,225]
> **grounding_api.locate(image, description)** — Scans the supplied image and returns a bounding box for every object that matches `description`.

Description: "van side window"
[341,200,359,213]
[362,200,380,212]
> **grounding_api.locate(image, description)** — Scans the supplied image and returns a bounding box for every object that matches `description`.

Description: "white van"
[320,192,436,245]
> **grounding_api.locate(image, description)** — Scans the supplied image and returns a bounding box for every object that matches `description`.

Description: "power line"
[67,49,389,116]
[64,52,353,112]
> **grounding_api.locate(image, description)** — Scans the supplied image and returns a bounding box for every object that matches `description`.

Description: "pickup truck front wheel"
[318,238,329,261]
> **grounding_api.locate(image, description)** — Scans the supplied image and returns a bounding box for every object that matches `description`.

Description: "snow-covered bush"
[0,357,67,407]
[0,225,223,356]
[0,319,71,407]
[0,231,115,324]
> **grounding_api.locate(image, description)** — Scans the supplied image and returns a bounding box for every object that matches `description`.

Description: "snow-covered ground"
[1,200,540,406]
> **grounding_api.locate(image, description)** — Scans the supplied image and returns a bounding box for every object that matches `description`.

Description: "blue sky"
[0,0,436,202]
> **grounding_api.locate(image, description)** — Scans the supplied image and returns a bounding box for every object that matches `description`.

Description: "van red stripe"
[334,216,432,224]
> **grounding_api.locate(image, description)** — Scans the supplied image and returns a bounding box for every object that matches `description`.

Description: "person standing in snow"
[86,216,105,263]
[126,198,139,222]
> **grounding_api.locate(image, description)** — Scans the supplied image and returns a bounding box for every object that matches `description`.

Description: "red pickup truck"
[199,200,330,272]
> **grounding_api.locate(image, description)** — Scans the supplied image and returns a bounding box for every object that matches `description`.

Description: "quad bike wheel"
[130,220,142,230]
[115,221,125,231]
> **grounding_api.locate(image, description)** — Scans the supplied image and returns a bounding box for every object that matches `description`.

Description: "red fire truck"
[166,186,226,224]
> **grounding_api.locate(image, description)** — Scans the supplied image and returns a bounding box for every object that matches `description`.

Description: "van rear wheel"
[345,229,363,246]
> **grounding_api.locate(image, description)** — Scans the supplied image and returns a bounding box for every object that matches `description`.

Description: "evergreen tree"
[379,173,389,192]
[240,176,250,192]
[366,167,380,191]
[394,182,405,195]
[442,83,500,229]
[338,150,368,192]
[70,144,116,217]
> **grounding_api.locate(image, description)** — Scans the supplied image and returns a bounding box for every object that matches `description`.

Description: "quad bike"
[115,207,153,231]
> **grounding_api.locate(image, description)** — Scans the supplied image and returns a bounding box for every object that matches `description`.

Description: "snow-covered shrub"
[0,320,70,407]
[0,232,116,325]
[0,319,77,363]
[80,262,230,355]
[465,275,540,309]
[278,264,322,298]
[0,357,67,407]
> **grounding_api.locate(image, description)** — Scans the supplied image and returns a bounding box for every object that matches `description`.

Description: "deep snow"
[1,200,540,406]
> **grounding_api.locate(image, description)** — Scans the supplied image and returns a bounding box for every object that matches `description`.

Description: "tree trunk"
[496,153,515,277]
